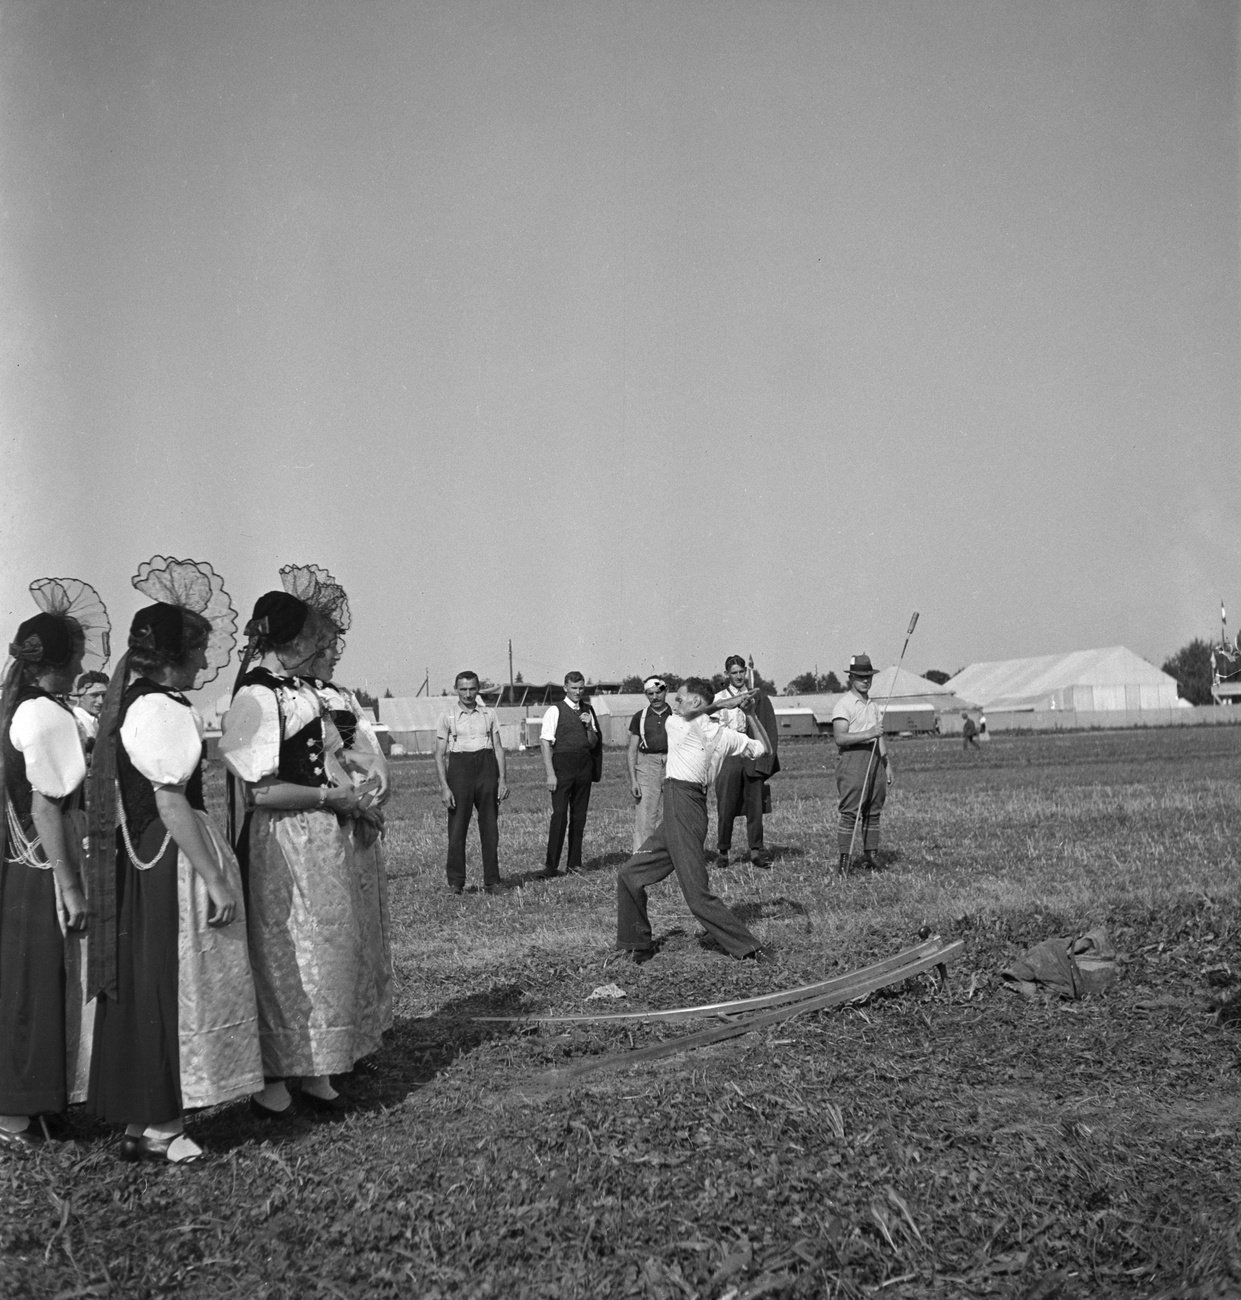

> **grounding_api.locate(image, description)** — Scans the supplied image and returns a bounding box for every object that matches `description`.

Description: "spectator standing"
[537,672,602,878]
[962,713,979,749]
[712,654,780,868]
[627,676,671,851]
[71,671,109,751]
[434,672,510,894]
[831,654,894,875]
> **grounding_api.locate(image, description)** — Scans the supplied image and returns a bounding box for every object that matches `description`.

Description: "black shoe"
[535,867,562,880]
[750,854,773,870]
[448,884,464,894]
[296,1089,350,1116]
[622,947,657,965]
[861,853,882,872]
[0,1124,45,1152]
[743,947,777,965]
[484,880,514,894]
[249,1096,295,1122]
[714,853,730,868]
[118,1133,205,1165]
[837,853,852,877]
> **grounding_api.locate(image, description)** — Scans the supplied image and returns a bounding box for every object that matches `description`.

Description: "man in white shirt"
[830,654,894,875]
[434,671,509,894]
[537,672,601,878]
[616,677,775,964]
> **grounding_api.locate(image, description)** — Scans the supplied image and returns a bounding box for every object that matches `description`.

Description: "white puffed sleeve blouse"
[9,698,87,798]
[119,693,204,787]
[220,679,321,784]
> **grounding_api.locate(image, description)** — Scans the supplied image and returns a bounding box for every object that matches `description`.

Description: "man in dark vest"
[712,654,780,868]
[537,671,602,878]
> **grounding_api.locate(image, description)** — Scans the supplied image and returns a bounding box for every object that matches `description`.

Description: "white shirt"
[9,697,87,798]
[540,702,597,743]
[712,686,749,733]
[831,690,884,738]
[120,693,204,787]
[665,714,763,786]
[437,703,498,752]
[72,706,99,741]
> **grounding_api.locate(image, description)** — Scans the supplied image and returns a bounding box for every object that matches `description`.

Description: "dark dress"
[87,681,199,1124]
[0,687,85,1115]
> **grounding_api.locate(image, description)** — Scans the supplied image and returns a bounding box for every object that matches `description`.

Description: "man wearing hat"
[713,655,780,868]
[830,654,893,874]
[627,677,672,852]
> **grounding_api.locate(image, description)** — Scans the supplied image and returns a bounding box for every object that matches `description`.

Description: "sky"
[2,1,1237,700]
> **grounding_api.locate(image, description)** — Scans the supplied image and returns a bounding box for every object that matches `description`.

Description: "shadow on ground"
[185,985,530,1152]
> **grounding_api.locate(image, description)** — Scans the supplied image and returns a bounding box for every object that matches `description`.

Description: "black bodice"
[236,667,328,789]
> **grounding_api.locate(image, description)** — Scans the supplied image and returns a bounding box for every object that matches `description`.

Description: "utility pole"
[509,639,514,693]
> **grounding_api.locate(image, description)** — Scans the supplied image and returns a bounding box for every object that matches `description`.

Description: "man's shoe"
[623,947,656,965]
[861,853,883,872]
[750,853,773,870]
[837,853,852,877]
[448,884,464,894]
[535,867,562,880]
[484,880,514,894]
[714,853,730,868]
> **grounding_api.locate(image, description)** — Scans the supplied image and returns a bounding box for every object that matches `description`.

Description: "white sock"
[164,1134,203,1163]
[144,1120,183,1142]
[0,1114,30,1134]
[300,1075,338,1101]
[255,1081,292,1112]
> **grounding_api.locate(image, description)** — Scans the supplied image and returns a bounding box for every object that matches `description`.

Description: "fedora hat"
[847,653,876,678]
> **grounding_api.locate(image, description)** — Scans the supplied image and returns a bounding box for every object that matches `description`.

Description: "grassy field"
[5,728,1241,1299]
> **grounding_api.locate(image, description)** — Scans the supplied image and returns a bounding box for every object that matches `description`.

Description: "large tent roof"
[870,666,963,701]
[947,646,1174,710]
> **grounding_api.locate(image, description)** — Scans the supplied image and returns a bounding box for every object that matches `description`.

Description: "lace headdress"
[279,564,351,648]
[131,556,237,690]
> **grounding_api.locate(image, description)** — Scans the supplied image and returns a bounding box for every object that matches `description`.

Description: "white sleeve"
[829,697,852,725]
[9,698,87,798]
[540,706,559,742]
[714,726,764,761]
[119,694,203,786]
[220,685,282,783]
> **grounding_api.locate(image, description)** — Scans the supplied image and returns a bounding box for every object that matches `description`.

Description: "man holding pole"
[831,654,893,875]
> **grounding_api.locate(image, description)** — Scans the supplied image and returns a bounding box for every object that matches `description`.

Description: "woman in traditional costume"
[281,565,393,1061]
[0,579,108,1150]
[222,585,375,1116]
[86,557,262,1164]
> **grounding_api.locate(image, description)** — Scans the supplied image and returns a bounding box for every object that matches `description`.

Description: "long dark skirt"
[87,823,180,1126]
[0,860,66,1114]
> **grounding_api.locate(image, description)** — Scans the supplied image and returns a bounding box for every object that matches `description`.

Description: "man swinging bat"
[616,678,775,964]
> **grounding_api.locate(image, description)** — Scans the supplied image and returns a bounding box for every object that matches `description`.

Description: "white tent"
[947,647,1182,713]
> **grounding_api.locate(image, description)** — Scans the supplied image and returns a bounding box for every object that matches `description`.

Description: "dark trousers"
[446,749,500,887]
[546,749,593,871]
[714,755,765,857]
[617,779,760,958]
[836,745,887,856]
